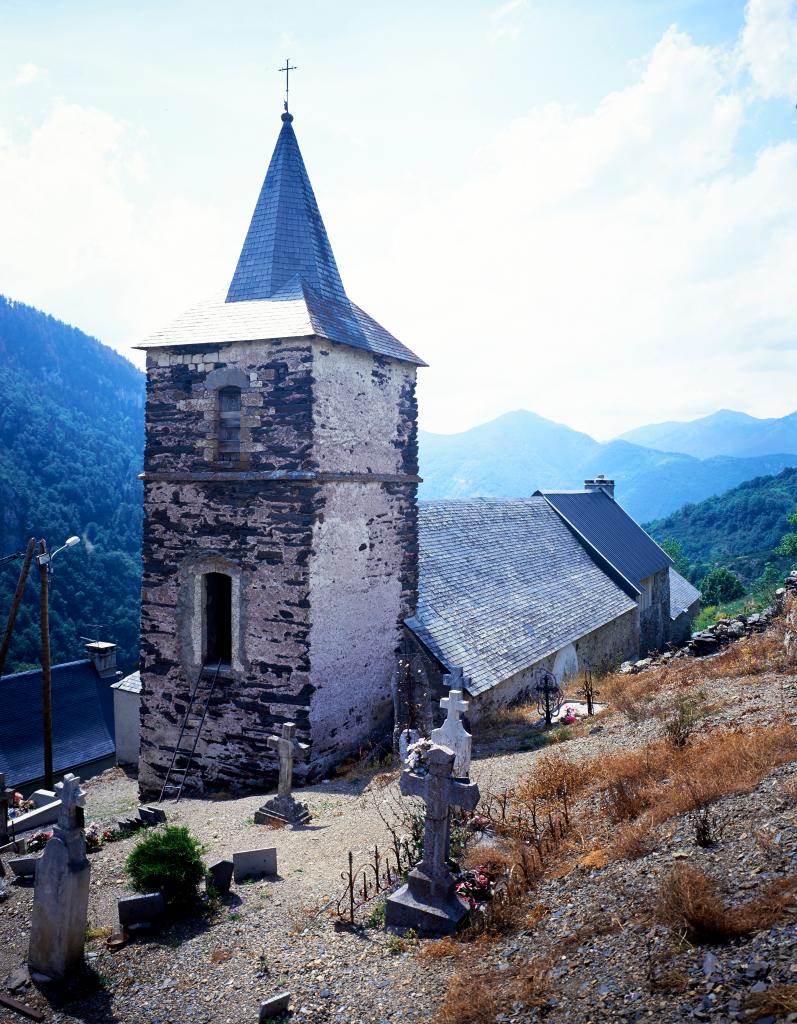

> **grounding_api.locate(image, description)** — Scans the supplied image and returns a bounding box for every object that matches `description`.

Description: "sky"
[0,0,796,439]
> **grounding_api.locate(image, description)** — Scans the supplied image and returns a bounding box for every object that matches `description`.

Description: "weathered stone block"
[207,859,234,894]
[118,892,165,927]
[259,992,291,1020]
[8,854,39,878]
[233,847,277,883]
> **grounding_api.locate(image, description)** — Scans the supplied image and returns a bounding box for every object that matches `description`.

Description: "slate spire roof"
[139,113,425,366]
[226,113,348,305]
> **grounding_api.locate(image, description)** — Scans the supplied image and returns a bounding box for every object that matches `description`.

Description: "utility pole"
[0,537,36,678]
[37,539,53,789]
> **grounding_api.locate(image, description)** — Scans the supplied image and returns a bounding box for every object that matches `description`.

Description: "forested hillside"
[645,467,797,585]
[0,296,143,673]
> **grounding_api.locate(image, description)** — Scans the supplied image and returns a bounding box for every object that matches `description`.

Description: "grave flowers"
[27,829,53,852]
[10,791,34,818]
[562,706,578,725]
[405,738,433,776]
[455,866,495,910]
[84,821,117,852]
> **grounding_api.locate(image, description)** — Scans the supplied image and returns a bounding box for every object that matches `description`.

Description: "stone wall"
[639,568,670,655]
[139,336,419,796]
[308,343,419,770]
[404,606,639,726]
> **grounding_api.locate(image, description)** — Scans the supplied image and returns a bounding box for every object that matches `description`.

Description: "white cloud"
[12,62,41,87]
[740,0,797,99]
[488,0,527,43]
[0,99,237,362]
[328,17,797,436]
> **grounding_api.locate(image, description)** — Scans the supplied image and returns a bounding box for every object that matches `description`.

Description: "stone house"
[136,111,425,797]
[403,479,699,724]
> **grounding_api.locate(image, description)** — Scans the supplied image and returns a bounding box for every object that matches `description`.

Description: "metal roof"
[669,568,701,619]
[406,498,637,697]
[0,660,115,788]
[538,489,672,594]
[137,114,425,367]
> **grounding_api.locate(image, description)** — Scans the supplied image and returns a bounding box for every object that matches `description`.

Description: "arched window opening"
[217,386,241,463]
[205,572,232,665]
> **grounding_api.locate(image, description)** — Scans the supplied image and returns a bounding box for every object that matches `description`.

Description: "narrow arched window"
[217,386,241,463]
[204,572,232,664]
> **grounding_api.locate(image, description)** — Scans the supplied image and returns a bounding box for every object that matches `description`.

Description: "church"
[136,109,697,797]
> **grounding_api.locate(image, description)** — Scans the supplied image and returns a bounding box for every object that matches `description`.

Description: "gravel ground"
[1,639,795,1024]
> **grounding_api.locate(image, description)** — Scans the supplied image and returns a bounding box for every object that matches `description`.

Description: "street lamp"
[36,535,82,788]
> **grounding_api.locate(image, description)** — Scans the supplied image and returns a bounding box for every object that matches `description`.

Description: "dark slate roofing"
[226,114,348,306]
[406,498,637,697]
[669,568,701,619]
[538,490,672,595]
[138,114,425,367]
[0,660,115,787]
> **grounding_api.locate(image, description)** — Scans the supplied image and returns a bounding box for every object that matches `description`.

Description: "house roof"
[112,670,141,695]
[0,659,115,788]
[669,568,701,619]
[537,489,672,595]
[137,114,425,367]
[405,498,638,697]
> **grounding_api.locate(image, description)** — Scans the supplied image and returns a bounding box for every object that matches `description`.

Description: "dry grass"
[744,983,797,1016]
[780,776,797,807]
[656,866,797,942]
[433,959,551,1024]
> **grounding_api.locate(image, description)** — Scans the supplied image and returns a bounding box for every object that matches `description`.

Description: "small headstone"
[385,744,480,936]
[118,892,165,928]
[0,772,13,846]
[117,817,140,832]
[254,723,310,827]
[138,806,166,825]
[8,855,39,879]
[28,774,91,982]
[259,992,291,1021]
[207,859,234,895]
[233,847,278,883]
[431,670,472,778]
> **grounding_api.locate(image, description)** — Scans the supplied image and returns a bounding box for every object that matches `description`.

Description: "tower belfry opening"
[205,573,232,665]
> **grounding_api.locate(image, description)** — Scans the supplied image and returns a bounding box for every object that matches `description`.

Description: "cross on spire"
[279,58,298,113]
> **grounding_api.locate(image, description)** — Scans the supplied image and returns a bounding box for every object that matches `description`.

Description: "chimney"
[85,641,118,678]
[584,474,615,500]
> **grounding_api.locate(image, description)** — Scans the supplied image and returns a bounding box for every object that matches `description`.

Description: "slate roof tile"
[669,568,701,619]
[407,498,638,697]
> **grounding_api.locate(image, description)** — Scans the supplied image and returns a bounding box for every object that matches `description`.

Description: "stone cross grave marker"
[28,774,91,981]
[431,668,472,778]
[254,722,311,826]
[385,744,480,936]
[0,771,13,846]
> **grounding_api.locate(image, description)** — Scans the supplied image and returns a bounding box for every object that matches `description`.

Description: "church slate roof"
[138,114,425,367]
[669,568,701,619]
[405,498,638,697]
[0,660,116,787]
[538,489,672,595]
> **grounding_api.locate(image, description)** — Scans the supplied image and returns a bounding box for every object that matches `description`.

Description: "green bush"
[700,566,745,606]
[125,826,206,909]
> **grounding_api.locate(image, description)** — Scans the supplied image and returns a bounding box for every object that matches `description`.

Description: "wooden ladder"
[158,661,223,803]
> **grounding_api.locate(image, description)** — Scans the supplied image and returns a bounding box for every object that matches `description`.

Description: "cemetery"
[0,621,796,1023]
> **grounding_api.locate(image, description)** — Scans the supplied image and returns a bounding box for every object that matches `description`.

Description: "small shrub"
[661,696,704,748]
[744,984,797,1017]
[385,929,418,953]
[363,900,386,928]
[124,825,206,909]
[656,865,797,942]
[689,804,725,848]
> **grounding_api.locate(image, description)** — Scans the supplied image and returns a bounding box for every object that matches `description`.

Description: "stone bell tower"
[136,109,425,797]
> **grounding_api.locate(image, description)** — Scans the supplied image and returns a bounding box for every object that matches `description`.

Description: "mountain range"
[418,411,797,522]
[617,409,797,460]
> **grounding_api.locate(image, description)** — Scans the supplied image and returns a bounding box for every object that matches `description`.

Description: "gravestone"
[385,744,480,936]
[254,723,310,827]
[233,847,278,883]
[207,859,234,895]
[28,774,91,981]
[118,892,164,929]
[430,670,472,778]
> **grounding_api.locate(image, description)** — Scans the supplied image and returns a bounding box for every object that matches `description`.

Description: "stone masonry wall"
[639,567,671,656]
[307,342,419,769]
[139,338,318,798]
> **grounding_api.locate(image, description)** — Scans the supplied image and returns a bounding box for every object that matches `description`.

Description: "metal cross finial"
[278,58,298,113]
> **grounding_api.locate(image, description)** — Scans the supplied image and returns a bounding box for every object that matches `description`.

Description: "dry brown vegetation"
[656,865,797,942]
[744,983,797,1016]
